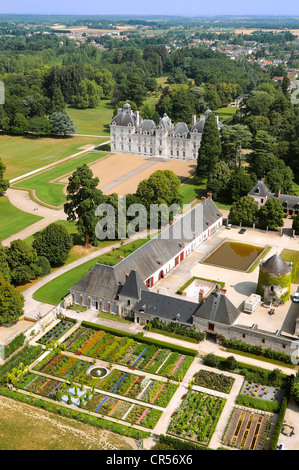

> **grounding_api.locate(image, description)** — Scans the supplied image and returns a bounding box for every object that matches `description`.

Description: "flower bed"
[20,372,62,397]
[97,369,177,407]
[63,326,193,381]
[168,390,225,445]
[193,369,235,394]
[83,390,162,429]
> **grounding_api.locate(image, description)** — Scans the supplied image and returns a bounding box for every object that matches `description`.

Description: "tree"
[72,79,102,109]
[292,215,299,235]
[196,112,221,178]
[49,111,76,136]
[33,223,72,266]
[206,161,231,199]
[64,165,105,247]
[5,239,42,285]
[228,168,256,203]
[50,87,66,113]
[0,158,9,193]
[0,275,24,324]
[0,242,11,282]
[258,198,284,229]
[10,113,28,135]
[229,196,259,226]
[220,124,252,169]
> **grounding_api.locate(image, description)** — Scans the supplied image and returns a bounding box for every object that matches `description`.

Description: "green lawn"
[180,178,206,205]
[33,237,150,305]
[215,106,238,122]
[0,196,42,241]
[14,152,109,207]
[67,100,114,136]
[280,249,299,284]
[0,134,108,180]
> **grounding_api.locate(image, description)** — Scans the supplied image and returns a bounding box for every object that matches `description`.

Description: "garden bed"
[193,369,235,394]
[168,390,225,445]
[37,320,74,345]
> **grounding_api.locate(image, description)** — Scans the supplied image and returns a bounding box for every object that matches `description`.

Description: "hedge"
[236,394,280,413]
[270,397,288,450]
[81,320,198,356]
[154,434,209,451]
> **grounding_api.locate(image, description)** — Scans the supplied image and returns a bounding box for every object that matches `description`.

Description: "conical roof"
[260,254,292,276]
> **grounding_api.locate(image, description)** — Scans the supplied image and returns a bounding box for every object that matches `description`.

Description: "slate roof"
[248,181,299,210]
[70,264,122,300]
[133,289,200,325]
[260,254,292,276]
[70,198,222,299]
[119,270,148,299]
[248,180,272,198]
[110,103,141,128]
[193,292,240,325]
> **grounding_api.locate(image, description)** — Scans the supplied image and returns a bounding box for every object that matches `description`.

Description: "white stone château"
[110,103,223,161]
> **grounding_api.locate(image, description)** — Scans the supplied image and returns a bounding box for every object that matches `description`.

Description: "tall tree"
[64,165,105,247]
[258,198,284,229]
[49,111,76,136]
[0,276,24,325]
[196,113,221,178]
[0,158,9,194]
[5,239,42,285]
[220,124,252,169]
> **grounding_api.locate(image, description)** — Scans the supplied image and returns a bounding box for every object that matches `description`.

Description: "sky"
[1,0,299,17]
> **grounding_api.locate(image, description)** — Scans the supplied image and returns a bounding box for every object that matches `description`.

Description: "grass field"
[0,134,108,180]
[67,100,114,136]
[0,395,135,450]
[33,237,150,305]
[215,106,238,122]
[180,178,206,205]
[0,196,42,241]
[280,249,299,284]
[14,152,109,207]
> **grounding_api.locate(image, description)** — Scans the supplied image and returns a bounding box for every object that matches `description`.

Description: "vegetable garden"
[168,390,226,445]
[193,369,235,394]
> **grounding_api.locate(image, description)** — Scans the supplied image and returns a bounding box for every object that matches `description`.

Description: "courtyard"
[149,223,299,335]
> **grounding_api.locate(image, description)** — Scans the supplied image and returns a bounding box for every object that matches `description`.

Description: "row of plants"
[83,390,162,429]
[37,320,73,346]
[98,369,178,407]
[168,390,226,445]
[4,333,25,359]
[64,325,194,380]
[193,369,235,394]
[235,393,281,413]
[218,336,293,365]
[0,345,43,385]
[146,318,205,342]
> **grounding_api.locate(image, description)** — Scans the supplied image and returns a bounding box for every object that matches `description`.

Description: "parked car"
[226,224,232,229]
[239,228,246,234]
[293,292,299,303]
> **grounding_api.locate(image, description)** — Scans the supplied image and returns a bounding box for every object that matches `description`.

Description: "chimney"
[201,197,206,204]
[136,110,140,126]
[207,192,212,200]
[120,256,124,261]
[277,189,281,198]
[198,289,204,303]
[192,114,196,126]
[125,273,129,279]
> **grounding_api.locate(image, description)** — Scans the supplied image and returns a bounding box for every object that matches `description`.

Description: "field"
[0,195,42,241]
[215,106,238,122]
[13,152,109,207]
[0,395,136,450]
[0,134,107,180]
[67,100,114,136]
[281,249,299,284]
